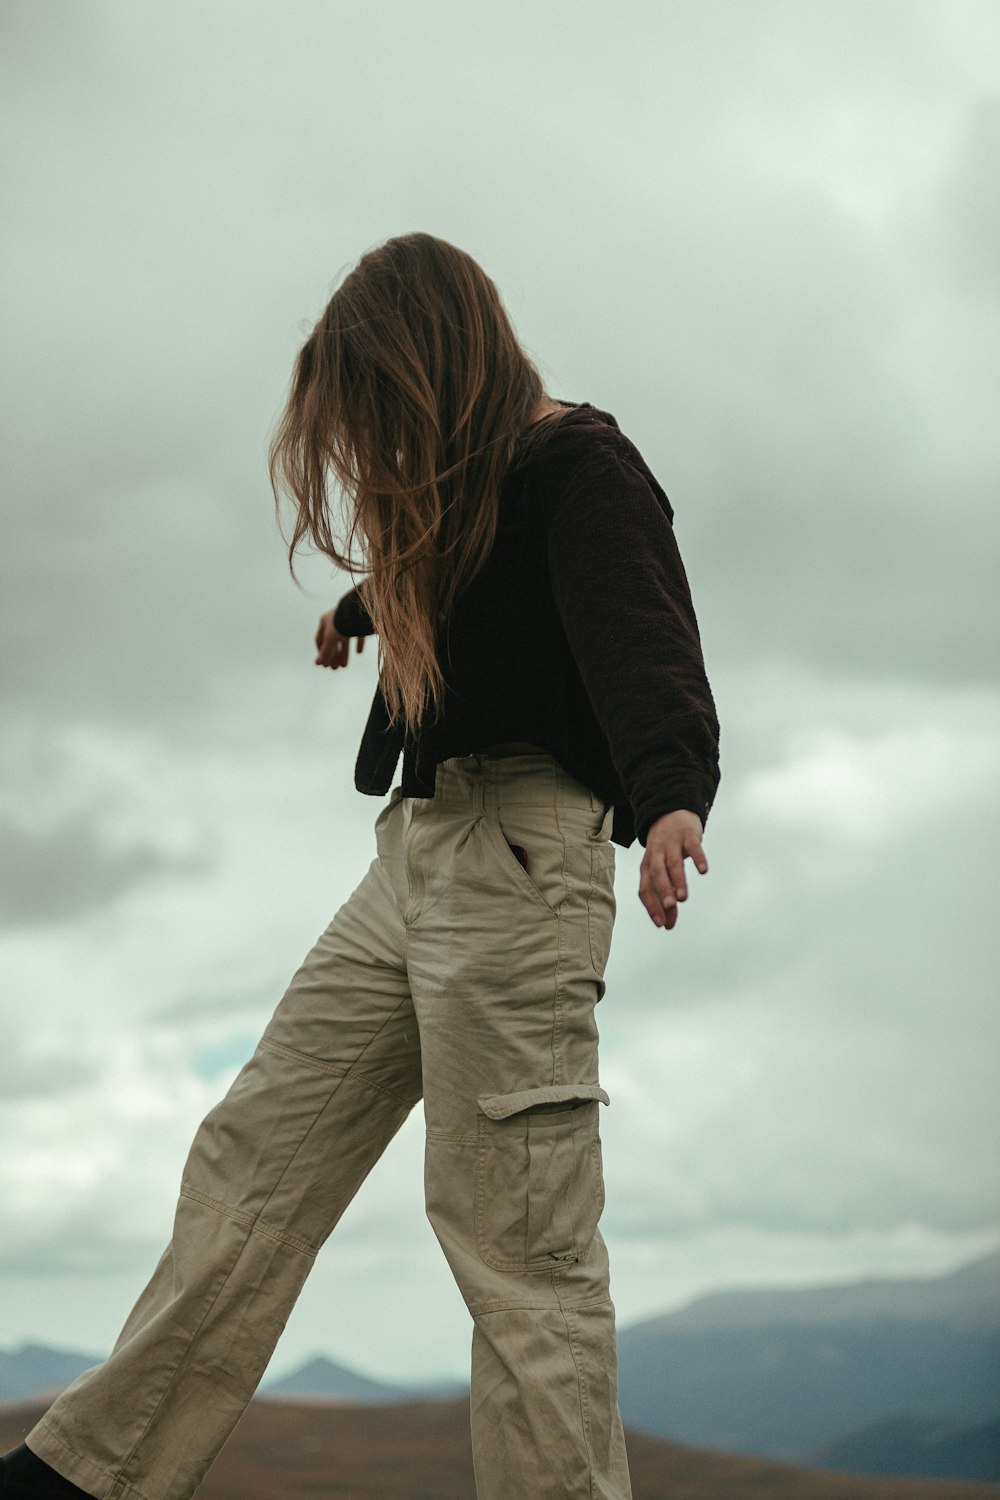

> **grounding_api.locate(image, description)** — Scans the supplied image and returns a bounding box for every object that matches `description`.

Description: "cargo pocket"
[476,1083,609,1273]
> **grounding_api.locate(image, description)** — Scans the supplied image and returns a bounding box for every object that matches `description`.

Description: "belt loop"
[483,757,497,817]
[465,754,485,817]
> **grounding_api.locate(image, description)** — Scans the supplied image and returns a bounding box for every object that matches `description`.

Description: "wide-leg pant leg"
[409,754,632,1500]
[26,806,421,1500]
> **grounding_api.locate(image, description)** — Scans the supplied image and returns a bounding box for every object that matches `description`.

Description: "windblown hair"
[269,231,571,734]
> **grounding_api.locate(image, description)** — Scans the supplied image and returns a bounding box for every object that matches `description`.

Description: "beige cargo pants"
[27,749,632,1500]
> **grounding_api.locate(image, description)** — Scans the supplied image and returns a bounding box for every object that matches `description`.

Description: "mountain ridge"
[647,1248,1000,1333]
[2,1395,997,1500]
[5,1247,997,1480]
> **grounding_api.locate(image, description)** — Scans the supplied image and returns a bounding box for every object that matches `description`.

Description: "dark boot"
[0,1445,96,1499]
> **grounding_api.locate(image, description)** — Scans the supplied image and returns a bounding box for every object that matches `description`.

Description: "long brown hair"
[269,232,570,734]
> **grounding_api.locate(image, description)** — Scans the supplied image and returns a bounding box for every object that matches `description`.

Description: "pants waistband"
[416,749,607,819]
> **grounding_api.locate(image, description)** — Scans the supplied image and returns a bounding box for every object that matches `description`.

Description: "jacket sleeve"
[333,582,377,638]
[545,438,721,844]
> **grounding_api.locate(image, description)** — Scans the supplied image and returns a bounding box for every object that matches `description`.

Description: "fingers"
[638,849,675,928]
[315,609,336,653]
[315,616,350,668]
[638,825,709,930]
[688,832,709,877]
[667,830,707,902]
[641,875,678,929]
[315,617,369,669]
[640,877,678,929]
[667,845,688,902]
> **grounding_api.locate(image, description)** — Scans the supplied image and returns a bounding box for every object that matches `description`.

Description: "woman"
[2,232,720,1500]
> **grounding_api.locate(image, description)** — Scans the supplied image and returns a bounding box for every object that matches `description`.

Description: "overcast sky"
[1,0,998,1387]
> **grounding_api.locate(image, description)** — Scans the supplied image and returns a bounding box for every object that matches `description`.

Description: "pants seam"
[257,990,417,1222]
[260,1037,349,1077]
[178,1185,318,1257]
[472,1294,612,1315]
[260,1036,415,1110]
[557,1301,598,1500]
[551,769,567,1083]
[31,1422,154,1500]
[118,991,416,1480]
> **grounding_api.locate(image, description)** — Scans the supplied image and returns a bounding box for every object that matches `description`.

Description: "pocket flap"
[477,1082,610,1121]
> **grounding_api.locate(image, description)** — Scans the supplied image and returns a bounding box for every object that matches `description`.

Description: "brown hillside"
[2,1396,998,1500]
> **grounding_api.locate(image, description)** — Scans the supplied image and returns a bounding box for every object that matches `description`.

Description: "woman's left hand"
[315,608,366,669]
[639,809,708,930]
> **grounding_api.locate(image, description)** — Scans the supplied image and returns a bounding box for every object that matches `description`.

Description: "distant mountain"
[616,1249,1000,1474]
[5,1248,998,1486]
[657,1249,1000,1332]
[263,1354,412,1403]
[4,1393,999,1500]
[0,1341,463,1410]
[0,1343,100,1402]
[0,1344,461,1410]
[812,1413,1000,1482]
[263,1355,465,1404]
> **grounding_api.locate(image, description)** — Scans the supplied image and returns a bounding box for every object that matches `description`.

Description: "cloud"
[0,0,998,1378]
[735,701,1000,848]
[0,0,996,754]
[0,722,211,925]
[1,672,994,1280]
[939,92,1000,298]
[0,810,201,928]
[594,672,1000,1238]
[0,1041,99,1103]
[601,964,1000,1238]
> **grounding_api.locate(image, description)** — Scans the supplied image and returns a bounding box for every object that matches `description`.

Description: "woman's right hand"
[639,808,708,930]
[315,609,366,669]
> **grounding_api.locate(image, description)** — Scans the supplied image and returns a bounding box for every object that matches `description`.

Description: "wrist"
[641,807,704,845]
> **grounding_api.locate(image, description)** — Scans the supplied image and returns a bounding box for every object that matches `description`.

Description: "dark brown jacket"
[333,403,720,847]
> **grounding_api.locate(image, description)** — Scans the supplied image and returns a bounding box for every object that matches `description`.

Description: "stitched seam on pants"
[471,1298,572,1314]
[547,1292,612,1311]
[110,1476,155,1500]
[107,1474,152,1500]
[426,1129,477,1144]
[120,993,416,1478]
[559,1305,597,1498]
[256,992,416,1224]
[471,1293,614,1317]
[587,839,599,970]
[550,902,568,1085]
[550,772,566,1084]
[260,1037,350,1078]
[260,1036,415,1109]
[32,1420,155,1500]
[179,1185,318,1257]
